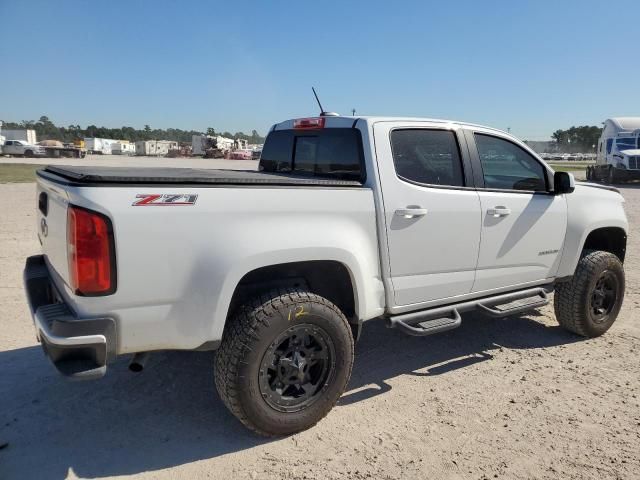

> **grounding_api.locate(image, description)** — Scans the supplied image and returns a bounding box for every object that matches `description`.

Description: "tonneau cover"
[39,165,363,187]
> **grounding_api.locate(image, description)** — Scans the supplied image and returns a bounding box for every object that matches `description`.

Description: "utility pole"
[351,109,356,116]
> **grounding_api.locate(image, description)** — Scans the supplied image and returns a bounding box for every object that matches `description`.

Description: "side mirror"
[554,171,575,194]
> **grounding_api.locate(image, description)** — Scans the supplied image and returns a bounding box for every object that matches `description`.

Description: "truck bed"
[38,165,363,187]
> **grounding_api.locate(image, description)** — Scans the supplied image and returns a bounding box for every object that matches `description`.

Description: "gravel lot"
[1,166,638,479]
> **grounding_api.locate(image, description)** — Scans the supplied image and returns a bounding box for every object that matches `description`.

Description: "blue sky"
[1,0,637,139]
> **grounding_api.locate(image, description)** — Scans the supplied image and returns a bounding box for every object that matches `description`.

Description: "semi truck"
[588,117,640,183]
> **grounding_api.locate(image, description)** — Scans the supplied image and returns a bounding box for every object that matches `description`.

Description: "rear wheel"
[554,251,625,337]
[214,289,354,436]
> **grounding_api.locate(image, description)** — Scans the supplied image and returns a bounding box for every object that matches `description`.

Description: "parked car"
[229,149,254,160]
[251,149,262,160]
[25,114,628,436]
[2,140,46,157]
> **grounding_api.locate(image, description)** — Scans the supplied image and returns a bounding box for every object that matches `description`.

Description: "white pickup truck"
[3,139,46,157]
[24,115,628,436]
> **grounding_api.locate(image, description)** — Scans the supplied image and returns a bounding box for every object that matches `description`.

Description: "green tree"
[0,116,265,145]
[552,125,602,153]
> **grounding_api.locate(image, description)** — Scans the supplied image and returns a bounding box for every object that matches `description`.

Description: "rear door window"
[259,128,364,181]
[390,129,465,187]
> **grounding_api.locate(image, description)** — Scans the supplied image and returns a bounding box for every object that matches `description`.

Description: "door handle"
[395,207,428,219]
[487,206,511,217]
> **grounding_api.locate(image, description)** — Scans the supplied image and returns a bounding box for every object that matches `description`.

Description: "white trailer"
[84,138,119,155]
[135,140,178,156]
[589,118,640,183]
[111,142,136,155]
[2,129,37,144]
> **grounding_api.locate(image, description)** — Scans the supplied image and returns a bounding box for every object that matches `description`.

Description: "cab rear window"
[259,128,364,182]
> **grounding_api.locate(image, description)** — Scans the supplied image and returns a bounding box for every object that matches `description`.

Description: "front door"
[467,131,567,292]
[374,123,482,307]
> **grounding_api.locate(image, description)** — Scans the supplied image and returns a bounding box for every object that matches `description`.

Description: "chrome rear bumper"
[23,255,116,380]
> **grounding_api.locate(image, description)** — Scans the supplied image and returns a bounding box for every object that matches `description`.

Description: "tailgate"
[37,177,70,287]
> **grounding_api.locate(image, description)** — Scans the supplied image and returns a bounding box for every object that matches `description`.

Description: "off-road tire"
[554,250,625,337]
[214,288,354,436]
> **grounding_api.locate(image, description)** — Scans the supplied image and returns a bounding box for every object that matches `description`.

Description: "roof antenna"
[312,87,339,117]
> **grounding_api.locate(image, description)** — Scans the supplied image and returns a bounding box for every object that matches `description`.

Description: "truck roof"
[272,115,515,139]
[605,117,640,131]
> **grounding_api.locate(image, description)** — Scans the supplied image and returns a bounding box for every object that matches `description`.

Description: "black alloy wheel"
[590,270,618,323]
[259,324,335,413]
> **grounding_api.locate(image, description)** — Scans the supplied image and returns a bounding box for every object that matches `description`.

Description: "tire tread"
[554,250,623,337]
[214,287,353,436]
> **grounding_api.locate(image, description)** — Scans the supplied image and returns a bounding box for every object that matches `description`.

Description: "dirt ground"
[1,175,639,480]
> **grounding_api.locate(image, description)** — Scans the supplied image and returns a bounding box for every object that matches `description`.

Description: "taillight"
[293,117,325,129]
[67,206,116,296]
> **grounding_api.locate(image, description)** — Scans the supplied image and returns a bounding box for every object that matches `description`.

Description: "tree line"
[550,125,602,153]
[0,116,265,145]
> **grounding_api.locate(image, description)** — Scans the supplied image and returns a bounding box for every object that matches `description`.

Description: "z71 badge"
[132,194,198,206]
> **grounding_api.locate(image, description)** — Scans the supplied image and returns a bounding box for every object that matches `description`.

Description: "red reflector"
[67,206,115,296]
[293,117,325,129]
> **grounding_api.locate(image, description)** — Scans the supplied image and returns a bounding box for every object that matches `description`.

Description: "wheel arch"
[557,188,628,279]
[582,226,627,262]
[217,258,368,342]
[231,260,357,316]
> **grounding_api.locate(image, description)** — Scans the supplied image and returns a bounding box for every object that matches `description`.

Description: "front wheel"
[554,251,625,337]
[214,289,354,436]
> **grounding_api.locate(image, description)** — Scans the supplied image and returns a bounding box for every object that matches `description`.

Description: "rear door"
[465,129,567,292]
[373,122,482,307]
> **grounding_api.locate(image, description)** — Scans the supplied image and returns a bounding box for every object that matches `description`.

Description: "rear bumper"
[23,255,116,380]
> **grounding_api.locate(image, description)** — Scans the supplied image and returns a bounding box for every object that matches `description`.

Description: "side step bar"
[387,286,551,337]
[477,290,548,318]
[388,309,462,337]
